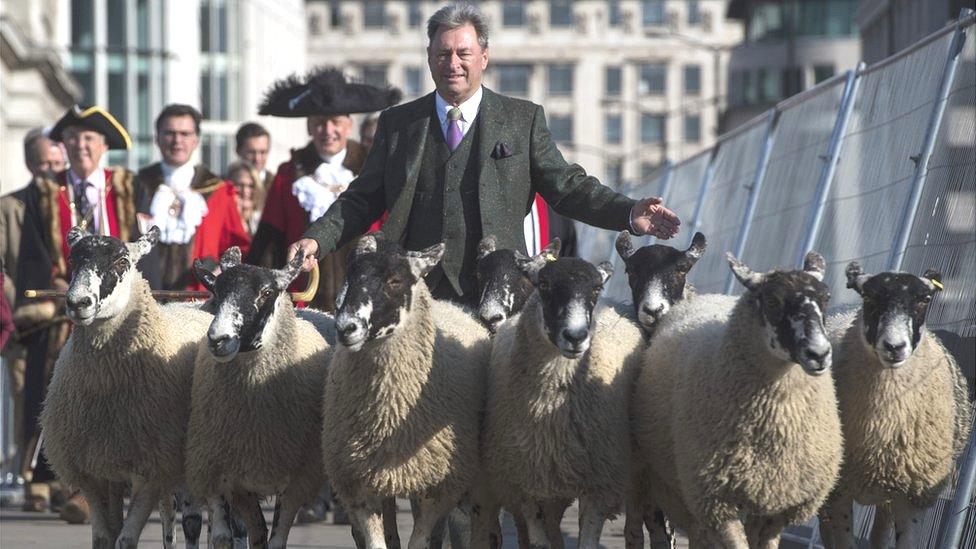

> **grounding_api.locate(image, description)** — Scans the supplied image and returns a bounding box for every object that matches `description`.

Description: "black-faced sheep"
[474,235,539,333]
[322,232,491,549]
[818,263,973,549]
[634,252,842,548]
[186,248,331,549]
[40,227,212,549]
[483,248,644,549]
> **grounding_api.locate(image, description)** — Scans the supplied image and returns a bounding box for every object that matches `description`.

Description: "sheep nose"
[67,295,93,309]
[483,313,504,326]
[642,304,665,318]
[338,323,360,337]
[562,328,588,345]
[883,341,907,354]
[805,348,829,364]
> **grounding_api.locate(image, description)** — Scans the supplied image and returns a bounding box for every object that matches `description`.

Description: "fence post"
[724,108,779,294]
[796,64,864,267]
[887,11,970,272]
[941,424,976,548]
[686,148,720,249]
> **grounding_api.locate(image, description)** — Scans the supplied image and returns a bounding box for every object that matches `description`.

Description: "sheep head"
[335,232,445,352]
[474,236,555,334]
[64,226,159,325]
[616,231,706,333]
[519,247,612,359]
[845,261,943,367]
[195,249,303,362]
[726,252,832,375]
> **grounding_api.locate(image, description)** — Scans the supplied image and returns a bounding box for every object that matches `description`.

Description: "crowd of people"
[0,1,680,531]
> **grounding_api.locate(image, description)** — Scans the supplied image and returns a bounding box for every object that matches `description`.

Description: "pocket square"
[492,141,515,159]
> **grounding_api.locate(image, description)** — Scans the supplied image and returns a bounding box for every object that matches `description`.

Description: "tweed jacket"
[303,87,636,292]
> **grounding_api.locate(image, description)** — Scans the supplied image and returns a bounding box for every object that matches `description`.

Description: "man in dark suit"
[289,2,679,305]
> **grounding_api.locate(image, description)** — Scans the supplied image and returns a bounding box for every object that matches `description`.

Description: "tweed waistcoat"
[405,112,483,295]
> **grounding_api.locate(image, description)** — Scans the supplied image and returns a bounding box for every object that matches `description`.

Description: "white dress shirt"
[150,162,209,244]
[292,148,356,222]
[435,86,483,142]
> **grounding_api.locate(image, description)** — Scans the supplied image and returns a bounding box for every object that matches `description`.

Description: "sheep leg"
[819,495,856,549]
[411,497,446,549]
[383,497,402,549]
[517,500,551,549]
[267,492,303,549]
[646,506,675,549]
[108,481,126,541]
[623,503,644,549]
[208,497,235,549]
[78,480,114,549]
[709,518,748,549]
[347,497,388,549]
[513,509,531,549]
[577,496,608,549]
[746,515,788,549]
[115,480,162,549]
[409,495,460,549]
[160,494,177,549]
[542,499,568,549]
[229,491,269,548]
[180,490,203,549]
[890,499,925,549]
[869,503,894,549]
[468,496,502,549]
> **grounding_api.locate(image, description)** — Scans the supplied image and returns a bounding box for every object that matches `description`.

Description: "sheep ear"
[541,238,561,259]
[922,269,943,293]
[845,262,869,294]
[220,246,242,271]
[596,261,614,285]
[615,231,636,260]
[67,226,88,248]
[727,253,764,291]
[126,226,159,261]
[477,235,497,259]
[275,252,304,289]
[355,234,379,256]
[803,251,826,281]
[193,259,217,293]
[405,243,445,278]
[517,253,547,285]
[686,232,707,261]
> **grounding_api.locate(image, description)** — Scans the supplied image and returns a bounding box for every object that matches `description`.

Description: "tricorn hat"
[50,105,132,150]
[258,67,402,118]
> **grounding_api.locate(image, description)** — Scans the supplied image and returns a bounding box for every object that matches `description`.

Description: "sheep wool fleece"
[831,310,973,508]
[185,296,330,502]
[485,297,644,512]
[41,276,211,491]
[671,296,842,529]
[322,286,490,502]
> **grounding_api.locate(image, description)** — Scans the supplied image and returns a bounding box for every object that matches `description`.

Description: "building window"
[608,0,621,26]
[107,0,126,48]
[688,1,702,25]
[404,67,422,95]
[639,63,667,95]
[71,0,94,48]
[502,1,525,27]
[330,0,341,27]
[605,66,622,96]
[642,0,665,27]
[814,64,836,84]
[497,64,531,95]
[684,114,701,143]
[548,65,573,95]
[758,68,781,102]
[550,0,573,27]
[108,56,127,126]
[308,13,322,36]
[363,0,386,28]
[605,114,622,144]
[782,67,803,97]
[549,114,573,143]
[641,113,665,143]
[641,162,658,182]
[684,65,701,95]
[136,0,150,48]
[362,65,388,87]
[200,70,213,119]
[606,159,623,186]
[408,1,423,27]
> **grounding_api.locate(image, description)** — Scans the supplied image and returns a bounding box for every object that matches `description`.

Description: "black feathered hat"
[50,105,132,150]
[259,67,402,118]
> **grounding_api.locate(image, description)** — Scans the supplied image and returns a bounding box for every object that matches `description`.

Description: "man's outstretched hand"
[288,238,321,272]
[630,197,681,239]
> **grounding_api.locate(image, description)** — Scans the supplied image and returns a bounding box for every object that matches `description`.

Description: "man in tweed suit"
[290,2,680,305]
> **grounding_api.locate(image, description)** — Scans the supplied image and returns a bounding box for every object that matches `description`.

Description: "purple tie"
[446,107,463,151]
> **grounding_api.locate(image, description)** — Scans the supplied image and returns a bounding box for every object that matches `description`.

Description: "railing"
[579,9,976,548]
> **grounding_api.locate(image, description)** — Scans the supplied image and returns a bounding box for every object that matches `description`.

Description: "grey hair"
[23,127,49,169]
[427,2,489,50]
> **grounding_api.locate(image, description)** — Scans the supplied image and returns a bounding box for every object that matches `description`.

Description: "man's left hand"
[630,197,680,239]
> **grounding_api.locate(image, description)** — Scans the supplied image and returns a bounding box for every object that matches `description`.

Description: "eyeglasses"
[160,130,198,140]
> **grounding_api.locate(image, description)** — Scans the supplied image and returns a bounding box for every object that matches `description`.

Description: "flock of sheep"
[36,223,972,549]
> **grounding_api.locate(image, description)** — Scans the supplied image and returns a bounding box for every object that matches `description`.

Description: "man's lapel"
[385,93,433,243]
[476,88,504,235]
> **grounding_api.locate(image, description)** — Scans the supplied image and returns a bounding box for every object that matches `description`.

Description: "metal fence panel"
[687,118,771,293]
[665,152,713,250]
[737,81,847,275]
[811,31,957,309]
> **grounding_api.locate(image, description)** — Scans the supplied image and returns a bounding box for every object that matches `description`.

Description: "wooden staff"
[24,263,320,303]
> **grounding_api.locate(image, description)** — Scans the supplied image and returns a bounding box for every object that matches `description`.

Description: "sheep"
[483,246,645,549]
[40,226,213,549]
[185,247,331,549]
[817,263,973,549]
[633,252,842,548]
[474,235,539,333]
[613,230,706,549]
[322,232,492,549]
